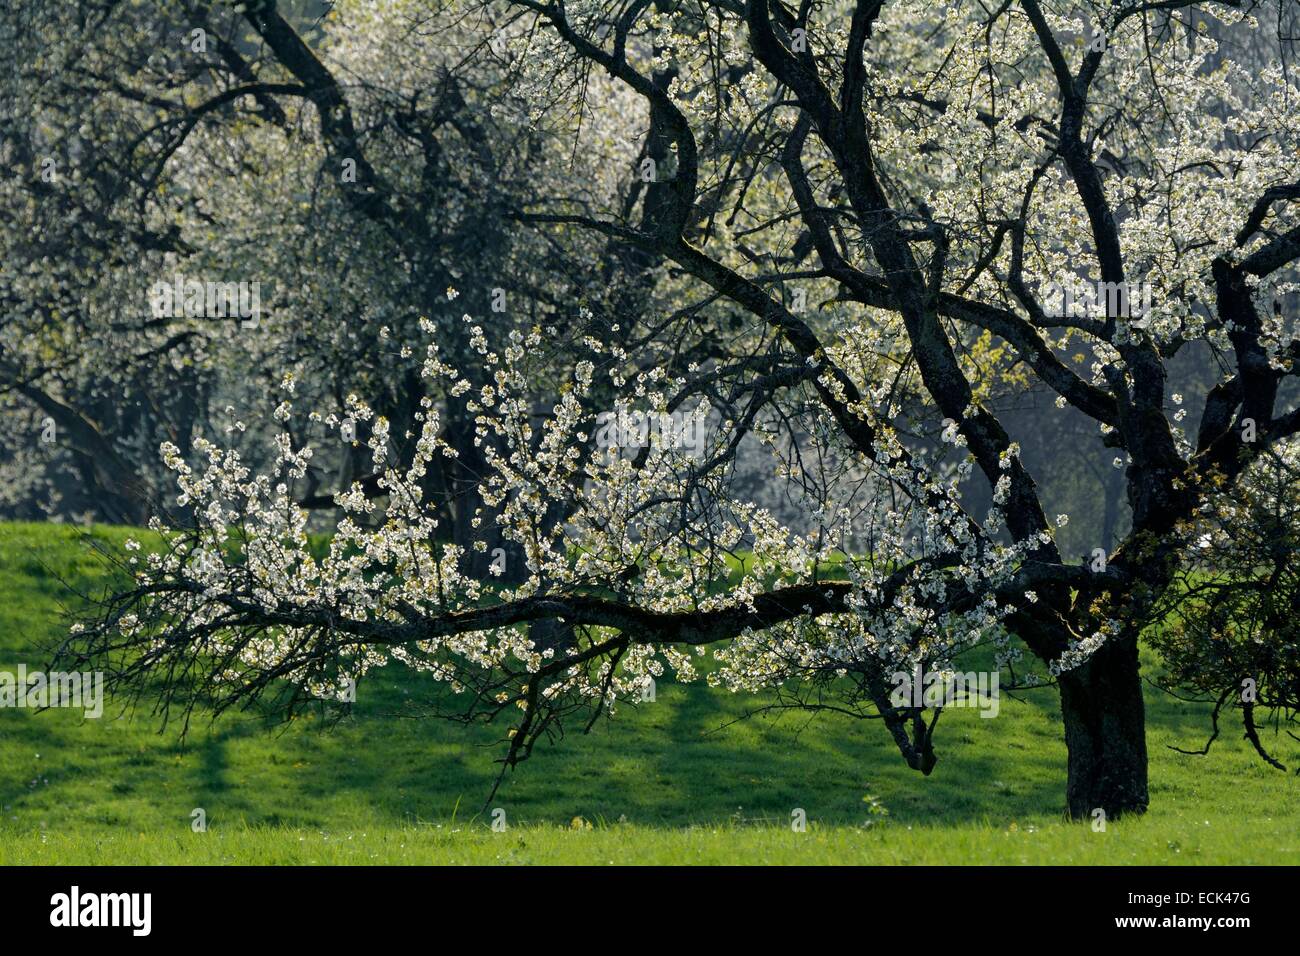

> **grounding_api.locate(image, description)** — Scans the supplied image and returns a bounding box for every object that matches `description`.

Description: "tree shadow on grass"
[648,677,1069,828]
[0,658,1255,835]
[267,668,1071,830]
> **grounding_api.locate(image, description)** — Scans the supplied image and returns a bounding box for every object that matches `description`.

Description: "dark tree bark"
[1058,636,1149,819]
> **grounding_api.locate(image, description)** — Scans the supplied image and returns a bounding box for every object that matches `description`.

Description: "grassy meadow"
[0,521,1295,864]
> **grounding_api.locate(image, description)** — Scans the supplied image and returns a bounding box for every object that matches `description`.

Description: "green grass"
[0,520,1295,864]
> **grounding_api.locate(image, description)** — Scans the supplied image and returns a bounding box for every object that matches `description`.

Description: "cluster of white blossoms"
[117,304,1085,713]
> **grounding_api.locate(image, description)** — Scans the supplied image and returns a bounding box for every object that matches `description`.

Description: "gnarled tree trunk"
[1058,636,1149,819]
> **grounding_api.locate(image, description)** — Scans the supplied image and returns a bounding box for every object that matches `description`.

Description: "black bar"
[0,866,1281,941]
